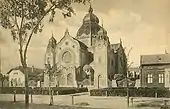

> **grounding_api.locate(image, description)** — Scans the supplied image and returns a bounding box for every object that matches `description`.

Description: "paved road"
[0,93,166,109]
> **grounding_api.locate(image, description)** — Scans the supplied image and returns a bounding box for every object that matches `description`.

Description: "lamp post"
[98,75,101,89]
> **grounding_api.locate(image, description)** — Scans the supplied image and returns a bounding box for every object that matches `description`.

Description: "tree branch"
[11,0,25,66]
[23,5,55,62]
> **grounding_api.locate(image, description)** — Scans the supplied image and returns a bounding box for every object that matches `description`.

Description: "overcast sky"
[0,0,170,73]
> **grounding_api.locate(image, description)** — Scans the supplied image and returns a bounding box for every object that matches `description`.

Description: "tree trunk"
[49,77,53,106]
[2,80,3,88]
[23,66,29,109]
[13,89,16,102]
[127,78,130,107]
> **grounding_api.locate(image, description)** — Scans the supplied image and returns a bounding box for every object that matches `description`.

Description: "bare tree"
[125,47,133,107]
[0,0,90,108]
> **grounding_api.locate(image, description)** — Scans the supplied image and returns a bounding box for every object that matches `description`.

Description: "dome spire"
[50,30,55,40]
[64,28,70,37]
[120,38,122,45]
[52,30,54,38]
[88,3,93,13]
[101,18,105,35]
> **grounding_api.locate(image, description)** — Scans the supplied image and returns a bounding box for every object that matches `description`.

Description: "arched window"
[11,78,14,87]
[67,73,73,85]
[18,78,21,86]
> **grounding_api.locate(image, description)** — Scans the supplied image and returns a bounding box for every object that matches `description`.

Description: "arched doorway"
[59,75,65,85]
[67,73,73,86]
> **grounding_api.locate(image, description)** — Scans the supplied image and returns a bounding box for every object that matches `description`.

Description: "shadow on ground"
[0,101,103,109]
[134,99,170,108]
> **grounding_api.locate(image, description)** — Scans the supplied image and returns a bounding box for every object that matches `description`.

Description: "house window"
[147,74,153,83]
[13,72,18,75]
[159,74,164,83]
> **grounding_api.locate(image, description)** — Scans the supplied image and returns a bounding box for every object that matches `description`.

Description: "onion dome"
[76,5,100,37]
[76,5,110,46]
[83,5,99,24]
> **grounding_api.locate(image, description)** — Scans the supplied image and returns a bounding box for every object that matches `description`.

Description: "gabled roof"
[140,54,170,65]
[110,43,121,52]
[7,66,44,77]
[129,67,140,74]
[56,29,88,50]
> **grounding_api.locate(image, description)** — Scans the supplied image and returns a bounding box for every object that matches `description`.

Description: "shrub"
[90,87,170,98]
[0,87,88,95]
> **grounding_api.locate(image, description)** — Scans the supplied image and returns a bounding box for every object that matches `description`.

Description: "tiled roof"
[129,67,139,71]
[7,66,44,77]
[140,54,170,65]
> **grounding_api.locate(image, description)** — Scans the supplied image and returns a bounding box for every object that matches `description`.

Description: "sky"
[0,0,170,73]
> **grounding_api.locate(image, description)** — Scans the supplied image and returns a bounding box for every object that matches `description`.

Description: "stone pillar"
[73,67,77,87]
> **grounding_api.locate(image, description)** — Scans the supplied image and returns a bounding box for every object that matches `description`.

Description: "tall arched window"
[67,73,73,85]
[62,51,72,63]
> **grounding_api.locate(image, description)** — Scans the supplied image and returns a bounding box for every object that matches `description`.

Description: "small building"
[140,54,170,88]
[7,66,44,87]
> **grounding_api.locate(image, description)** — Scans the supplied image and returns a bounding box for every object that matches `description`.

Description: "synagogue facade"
[44,6,127,88]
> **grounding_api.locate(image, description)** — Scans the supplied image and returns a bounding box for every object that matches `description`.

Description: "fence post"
[106,90,108,97]
[155,92,157,98]
[71,95,74,105]
[31,93,33,103]
[13,90,16,102]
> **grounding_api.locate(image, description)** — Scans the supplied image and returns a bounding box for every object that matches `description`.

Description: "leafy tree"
[0,0,90,108]
[44,62,63,105]
[0,73,4,87]
[0,73,8,87]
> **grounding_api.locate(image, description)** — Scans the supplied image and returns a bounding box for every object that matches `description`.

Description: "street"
[0,93,167,109]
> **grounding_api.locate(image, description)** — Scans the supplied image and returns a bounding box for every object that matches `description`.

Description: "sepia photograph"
[0,0,170,109]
